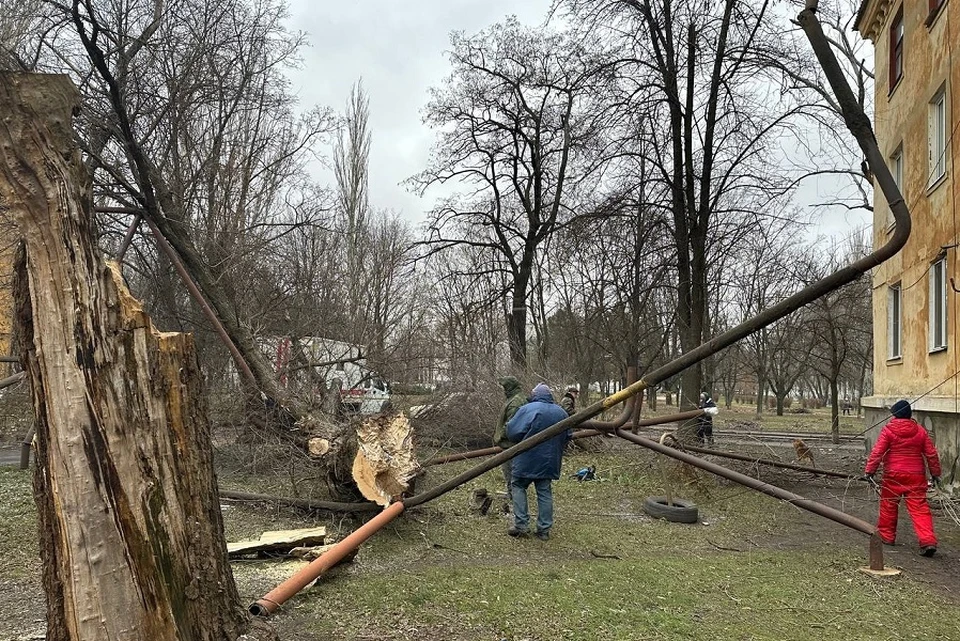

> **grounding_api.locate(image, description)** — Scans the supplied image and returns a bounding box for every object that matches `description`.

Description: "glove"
[863,473,875,482]
[932,476,941,486]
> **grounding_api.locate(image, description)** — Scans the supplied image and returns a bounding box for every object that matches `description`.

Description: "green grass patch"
[0,467,39,578]
[230,451,959,640]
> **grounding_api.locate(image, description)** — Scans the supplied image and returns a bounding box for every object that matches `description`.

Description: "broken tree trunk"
[0,73,249,641]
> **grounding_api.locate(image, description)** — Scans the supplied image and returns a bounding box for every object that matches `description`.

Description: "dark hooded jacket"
[493,376,527,449]
[865,417,942,477]
[506,387,571,479]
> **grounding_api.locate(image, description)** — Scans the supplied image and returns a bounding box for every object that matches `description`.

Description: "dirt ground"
[707,441,960,597]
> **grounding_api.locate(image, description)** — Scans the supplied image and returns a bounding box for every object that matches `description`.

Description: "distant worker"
[865,400,941,557]
[842,398,852,415]
[506,383,570,540]
[697,392,718,446]
[492,376,527,496]
[560,385,579,416]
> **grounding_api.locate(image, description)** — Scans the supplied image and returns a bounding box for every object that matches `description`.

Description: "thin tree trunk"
[830,371,841,445]
[1,73,250,641]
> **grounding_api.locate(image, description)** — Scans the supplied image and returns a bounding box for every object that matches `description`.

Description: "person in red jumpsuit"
[865,400,942,557]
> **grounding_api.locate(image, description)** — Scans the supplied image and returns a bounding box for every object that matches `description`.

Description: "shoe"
[920,546,937,557]
[881,538,896,546]
[535,530,550,541]
[507,527,528,538]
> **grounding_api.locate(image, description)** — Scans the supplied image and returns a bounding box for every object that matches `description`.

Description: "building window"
[887,145,903,226]
[929,257,948,351]
[929,0,946,19]
[888,283,902,360]
[889,6,904,92]
[929,88,947,185]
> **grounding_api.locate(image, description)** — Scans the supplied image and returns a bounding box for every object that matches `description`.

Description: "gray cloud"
[286,0,553,224]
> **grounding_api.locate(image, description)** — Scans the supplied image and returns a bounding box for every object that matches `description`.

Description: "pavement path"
[0,447,23,467]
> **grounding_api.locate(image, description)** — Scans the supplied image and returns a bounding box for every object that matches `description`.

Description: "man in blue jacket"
[505,383,571,540]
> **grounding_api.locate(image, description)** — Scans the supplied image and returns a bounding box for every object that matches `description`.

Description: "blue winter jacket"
[506,389,571,480]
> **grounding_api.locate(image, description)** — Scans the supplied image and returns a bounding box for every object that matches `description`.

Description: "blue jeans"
[511,477,553,533]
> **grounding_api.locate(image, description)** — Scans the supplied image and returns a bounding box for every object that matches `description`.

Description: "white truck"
[265,336,391,415]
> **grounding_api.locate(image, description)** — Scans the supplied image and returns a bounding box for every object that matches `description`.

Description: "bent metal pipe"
[249,6,909,616]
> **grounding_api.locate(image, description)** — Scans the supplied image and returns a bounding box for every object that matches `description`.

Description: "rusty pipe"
[682,443,861,479]
[219,489,380,513]
[0,371,25,389]
[580,366,638,430]
[250,501,406,616]
[95,206,261,392]
[420,410,704,468]
[19,425,35,470]
[615,429,876,536]
[116,213,141,261]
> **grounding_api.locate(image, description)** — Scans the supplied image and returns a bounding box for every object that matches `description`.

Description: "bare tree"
[560,0,819,416]
[334,80,371,343]
[411,18,616,370]
[802,239,872,441]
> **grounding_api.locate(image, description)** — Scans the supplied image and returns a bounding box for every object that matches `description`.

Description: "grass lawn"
[226,448,960,641]
[3,436,957,641]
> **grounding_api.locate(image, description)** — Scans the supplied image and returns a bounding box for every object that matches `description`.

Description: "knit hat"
[890,399,912,419]
[532,383,552,397]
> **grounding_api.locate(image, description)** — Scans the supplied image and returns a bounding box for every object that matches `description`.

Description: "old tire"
[642,496,699,524]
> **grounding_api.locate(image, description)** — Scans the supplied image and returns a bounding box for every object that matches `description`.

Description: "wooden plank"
[227,526,327,557]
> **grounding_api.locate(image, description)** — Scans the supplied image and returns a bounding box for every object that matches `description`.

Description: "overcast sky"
[283,1,873,239]
[285,0,554,226]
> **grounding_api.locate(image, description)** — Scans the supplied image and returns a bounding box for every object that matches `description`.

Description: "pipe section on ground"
[219,489,380,513]
[615,428,883,570]
[682,443,861,479]
[249,501,406,616]
[615,429,875,535]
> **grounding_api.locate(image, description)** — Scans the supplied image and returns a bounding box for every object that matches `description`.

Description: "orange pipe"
[249,500,406,616]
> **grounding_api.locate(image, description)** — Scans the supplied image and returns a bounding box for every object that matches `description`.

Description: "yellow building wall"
[866,0,959,405]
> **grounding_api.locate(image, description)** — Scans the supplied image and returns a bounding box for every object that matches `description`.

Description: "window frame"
[888,283,903,360]
[929,88,947,186]
[886,145,904,227]
[889,6,905,93]
[929,257,948,352]
[927,0,947,26]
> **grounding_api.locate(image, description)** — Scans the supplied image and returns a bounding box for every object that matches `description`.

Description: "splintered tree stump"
[352,413,420,505]
[0,73,248,640]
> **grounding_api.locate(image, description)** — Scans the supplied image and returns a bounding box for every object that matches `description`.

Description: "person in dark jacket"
[560,385,579,416]
[697,392,717,446]
[505,383,571,540]
[492,376,527,495]
[865,400,942,556]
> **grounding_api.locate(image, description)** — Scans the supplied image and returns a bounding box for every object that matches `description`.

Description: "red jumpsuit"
[865,417,941,547]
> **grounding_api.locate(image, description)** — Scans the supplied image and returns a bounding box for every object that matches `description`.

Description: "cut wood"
[227,527,327,557]
[352,413,420,505]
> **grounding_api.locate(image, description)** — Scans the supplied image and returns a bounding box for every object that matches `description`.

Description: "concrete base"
[859,566,902,577]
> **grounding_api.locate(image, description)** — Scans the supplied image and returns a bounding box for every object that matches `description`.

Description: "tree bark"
[1,73,248,641]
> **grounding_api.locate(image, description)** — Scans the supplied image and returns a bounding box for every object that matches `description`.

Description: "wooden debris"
[352,413,420,505]
[470,488,493,515]
[289,544,358,564]
[227,527,327,558]
[308,437,331,457]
